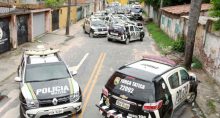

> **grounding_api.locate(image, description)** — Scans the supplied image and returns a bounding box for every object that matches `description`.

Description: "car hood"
[21,78,79,100]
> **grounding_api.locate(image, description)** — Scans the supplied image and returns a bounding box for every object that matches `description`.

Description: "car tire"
[20,105,25,118]
[89,31,94,38]
[186,91,197,104]
[125,38,130,45]
[140,35,144,41]
[163,109,173,118]
[76,109,82,114]
[107,37,112,41]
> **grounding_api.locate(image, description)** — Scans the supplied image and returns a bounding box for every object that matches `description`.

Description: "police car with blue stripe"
[15,47,82,118]
[96,55,198,118]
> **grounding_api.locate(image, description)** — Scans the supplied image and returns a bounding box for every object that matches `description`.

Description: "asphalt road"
[0,23,195,118]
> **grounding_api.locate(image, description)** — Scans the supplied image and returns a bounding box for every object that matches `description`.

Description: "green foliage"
[172,38,185,52]
[45,0,64,8]
[210,0,220,30]
[207,99,216,113]
[191,57,203,69]
[146,22,174,53]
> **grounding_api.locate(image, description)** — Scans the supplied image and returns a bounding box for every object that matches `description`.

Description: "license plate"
[116,100,130,109]
[48,108,64,115]
[111,33,118,36]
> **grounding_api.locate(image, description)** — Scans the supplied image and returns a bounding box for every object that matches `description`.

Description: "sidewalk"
[0,20,84,82]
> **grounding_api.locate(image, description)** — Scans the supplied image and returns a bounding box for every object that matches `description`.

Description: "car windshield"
[131,8,141,13]
[25,62,71,82]
[106,72,155,102]
[91,20,106,27]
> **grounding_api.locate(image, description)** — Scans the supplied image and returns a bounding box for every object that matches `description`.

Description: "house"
[160,4,211,40]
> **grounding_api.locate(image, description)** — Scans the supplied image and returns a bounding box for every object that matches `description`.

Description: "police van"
[96,55,198,118]
[15,47,82,118]
[107,23,145,44]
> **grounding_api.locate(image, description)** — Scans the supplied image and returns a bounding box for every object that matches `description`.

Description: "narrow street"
[0,21,195,118]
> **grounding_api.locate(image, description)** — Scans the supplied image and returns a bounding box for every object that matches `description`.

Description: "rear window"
[110,26,125,33]
[106,72,155,102]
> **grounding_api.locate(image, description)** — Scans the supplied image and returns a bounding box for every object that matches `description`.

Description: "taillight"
[102,87,109,96]
[142,100,163,111]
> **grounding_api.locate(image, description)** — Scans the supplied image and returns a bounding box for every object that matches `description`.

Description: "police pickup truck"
[15,47,82,118]
[107,24,145,44]
[96,55,198,118]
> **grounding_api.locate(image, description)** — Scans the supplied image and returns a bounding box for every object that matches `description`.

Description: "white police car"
[15,47,82,118]
[97,55,198,118]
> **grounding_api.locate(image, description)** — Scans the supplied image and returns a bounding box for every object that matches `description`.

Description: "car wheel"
[125,38,130,45]
[89,31,94,38]
[107,37,112,41]
[140,35,144,41]
[186,91,197,104]
[20,105,25,118]
[76,109,82,114]
[164,109,173,118]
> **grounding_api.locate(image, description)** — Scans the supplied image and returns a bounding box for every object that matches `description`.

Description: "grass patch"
[146,22,174,55]
[207,99,216,113]
[191,57,203,69]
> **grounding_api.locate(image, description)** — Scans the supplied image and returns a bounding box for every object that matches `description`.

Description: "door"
[33,13,46,37]
[155,79,173,117]
[52,10,59,31]
[0,17,10,54]
[178,69,190,102]
[17,15,28,45]
[129,26,135,40]
[134,26,141,40]
[167,71,182,109]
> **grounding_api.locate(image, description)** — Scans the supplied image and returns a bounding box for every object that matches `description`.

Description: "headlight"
[26,99,39,109]
[131,12,135,15]
[70,91,80,102]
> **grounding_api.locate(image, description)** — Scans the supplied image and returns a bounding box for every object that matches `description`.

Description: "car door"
[134,26,141,40]
[129,26,135,40]
[178,68,191,102]
[166,71,182,109]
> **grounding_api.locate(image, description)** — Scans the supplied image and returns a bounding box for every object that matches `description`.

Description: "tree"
[184,0,203,69]
[210,0,220,30]
[45,0,64,8]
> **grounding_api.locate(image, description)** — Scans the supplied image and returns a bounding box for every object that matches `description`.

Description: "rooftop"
[161,3,211,15]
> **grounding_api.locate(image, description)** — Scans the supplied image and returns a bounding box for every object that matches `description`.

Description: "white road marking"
[0,89,19,113]
[69,53,89,71]
[1,105,19,118]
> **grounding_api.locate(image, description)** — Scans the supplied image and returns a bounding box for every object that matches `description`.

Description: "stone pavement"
[0,20,84,82]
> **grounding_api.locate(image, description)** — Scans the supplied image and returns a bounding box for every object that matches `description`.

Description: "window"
[130,26,134,31]
[168,72,180,89]
[155,78,169,100]
[134,26,140,31]
[167,19,171,28]
[180,69,189,84]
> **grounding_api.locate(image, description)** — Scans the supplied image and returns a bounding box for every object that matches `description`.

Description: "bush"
[172,38,185,52]
[191,57,203,69]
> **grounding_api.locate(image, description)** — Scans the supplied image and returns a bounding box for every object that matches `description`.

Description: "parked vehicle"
[15,48,82,118]
[117,14,143,29]
[96,55,199,118]
[83,18,108,38]
[131,7,143,20]
[107,24,145,44]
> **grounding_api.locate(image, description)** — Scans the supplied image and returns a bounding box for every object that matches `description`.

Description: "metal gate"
[17,15,28,45]
[77,7,84,21]
[0,17,10,54]
[52,10,59,31]
[33,12,46,37]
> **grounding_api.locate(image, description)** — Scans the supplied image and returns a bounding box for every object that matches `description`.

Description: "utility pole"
[65,0,71,35]
[184,0,203,69]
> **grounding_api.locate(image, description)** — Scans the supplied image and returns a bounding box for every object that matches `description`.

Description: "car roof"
[24,48,61,64]
[117,58,175,82]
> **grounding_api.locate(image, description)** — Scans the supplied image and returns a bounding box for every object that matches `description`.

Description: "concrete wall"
[160,14,183,40]
[59,6,77,29]
[143,5,158,23]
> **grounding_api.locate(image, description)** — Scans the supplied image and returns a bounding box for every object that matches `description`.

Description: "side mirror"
[71,70,77,76]
[69,66,77,76]
[14,77,21,82]
[189,72,197,81]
